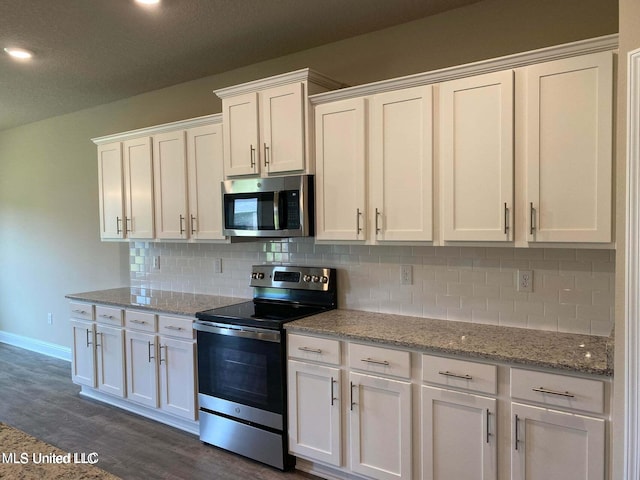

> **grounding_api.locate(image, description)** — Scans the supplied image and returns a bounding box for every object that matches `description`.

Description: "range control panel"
[249,265,334,291]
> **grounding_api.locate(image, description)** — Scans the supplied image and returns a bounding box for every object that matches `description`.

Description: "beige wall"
[0,0,618,351]
[613,0,640,477]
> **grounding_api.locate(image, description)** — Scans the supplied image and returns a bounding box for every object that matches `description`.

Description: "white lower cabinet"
[158,334,196,419]
[70,317,96,387]
[125,329,158,407]
[95,306,125,398]
[349,371,412,480]
[421,386,497,480]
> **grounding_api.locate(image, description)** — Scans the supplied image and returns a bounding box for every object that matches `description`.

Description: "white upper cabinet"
[440,71,514,242]
[370,86,434,242]
[524,52,613,243]
[314,98,367,241]
[216,69,342,179]
[122,137,155,239]
[186,123,225,241]
[153,131,188,240]
[97,142,125,240]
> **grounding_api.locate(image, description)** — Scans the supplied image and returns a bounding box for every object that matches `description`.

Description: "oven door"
[194,321,285,430]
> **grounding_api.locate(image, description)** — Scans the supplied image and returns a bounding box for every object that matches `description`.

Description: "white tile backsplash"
[129,239,615,336]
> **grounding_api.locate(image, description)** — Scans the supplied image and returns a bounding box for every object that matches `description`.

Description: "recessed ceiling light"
[4,47,34,60]
[136,0,160,5]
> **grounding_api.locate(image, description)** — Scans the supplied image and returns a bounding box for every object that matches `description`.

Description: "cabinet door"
[153,130,188,240]
[223,92,260,177]
[122,137,154,239]
[71,319,96,387]
[95,324,125,398]
[287,360,341,466]
[511,402,605,480]
[97,142,125,240]
[159,336,196,420]
[125,330,158,408]
[186,123,226,240]
[349,372,412,480]
[441,70,514,241]
[261,82,305,175]
[315,98,367,241]
[370,86,433,242]
[525,52,613,243]
[422,386,497,480]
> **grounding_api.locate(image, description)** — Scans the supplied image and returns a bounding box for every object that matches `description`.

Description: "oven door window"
[197,330,283,414]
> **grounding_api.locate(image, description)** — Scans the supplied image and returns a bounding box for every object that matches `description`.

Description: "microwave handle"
[273,191,280,230]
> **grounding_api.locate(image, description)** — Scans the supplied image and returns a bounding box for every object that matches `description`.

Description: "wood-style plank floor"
[0,343,317,480]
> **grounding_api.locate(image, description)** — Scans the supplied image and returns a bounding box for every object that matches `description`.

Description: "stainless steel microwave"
[222,175,313,237]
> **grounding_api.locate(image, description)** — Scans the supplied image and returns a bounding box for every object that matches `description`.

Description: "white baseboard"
[0,330,72,362]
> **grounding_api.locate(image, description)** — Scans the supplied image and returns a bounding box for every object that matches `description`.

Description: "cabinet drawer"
[158,315,194,340]
[69,302,94,321]
[95,305,123,327]
[422,355,497,395]
[288,334,341,365]
[510,368,604,414]
[125,310,157,333]
[348,343,410,379]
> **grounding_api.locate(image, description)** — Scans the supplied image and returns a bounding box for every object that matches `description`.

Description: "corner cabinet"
[287,331,611,480]
[524,52,613,244]
[215,69,343,178]
[92,113,226,243]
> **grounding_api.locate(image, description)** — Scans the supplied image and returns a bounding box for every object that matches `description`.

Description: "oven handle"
[194,321,281,343]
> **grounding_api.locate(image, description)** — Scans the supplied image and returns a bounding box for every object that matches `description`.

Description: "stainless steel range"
[194,264,337,470]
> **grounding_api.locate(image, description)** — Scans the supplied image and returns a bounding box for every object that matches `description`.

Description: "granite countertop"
[66,287,248,317]
[286,309,614,376]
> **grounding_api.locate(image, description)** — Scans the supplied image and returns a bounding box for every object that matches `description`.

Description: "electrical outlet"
[400,265,413,285]
[47,313,53,325]
[214,258,222,274]
[518,270,533,292]
[152,256,161,271]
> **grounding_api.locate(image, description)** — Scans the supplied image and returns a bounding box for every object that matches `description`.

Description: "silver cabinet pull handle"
[504,203,509,235]
[159,345,166,364]
[164,325,184,331]
[264,143,270,166]
[298,346,322,354]
[486,409,491,444]
[179,214,185,235]
[350,382,357,411]
[361,357,390,366]
[99,314,116,320]
[125,216,132,233]
[250,145,256,169]
[438,370,473,380]
[356,208,363,234]
[95,332,102,348]
[375,208,381,234]
[72,309,87,315]
[190,214,197,235]
[532,387,575,398]
[530,202,535,234]
[85,329,93,348]
[330,377,337,406]
[148,341,155,363]
[116,216,122,235]
[514,414,520,450]
[129,319,146,325]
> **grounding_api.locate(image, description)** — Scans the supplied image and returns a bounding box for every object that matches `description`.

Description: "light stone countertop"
[66,287,248,317]
[286,309,614,376]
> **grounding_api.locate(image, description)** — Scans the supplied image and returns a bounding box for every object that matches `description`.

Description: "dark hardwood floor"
[0,343,317,480]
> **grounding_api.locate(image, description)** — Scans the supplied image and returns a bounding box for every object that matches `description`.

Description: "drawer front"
[288,333,341,365]
[95,305,123,327]
[125,310,157,333]
[510,368,604,414]
[158,315,194,340]
[348,342,410,379]
[422,354,497,395]
[69,302,94,321]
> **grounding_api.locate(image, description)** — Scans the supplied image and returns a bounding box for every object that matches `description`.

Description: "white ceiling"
[0,0,482,132]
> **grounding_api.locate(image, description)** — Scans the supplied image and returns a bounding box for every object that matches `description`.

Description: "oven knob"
[303,275,311,282]
[251,273,257,279]
[257,273,265,280]
[312,275,320,283]
[321,276,328,284]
